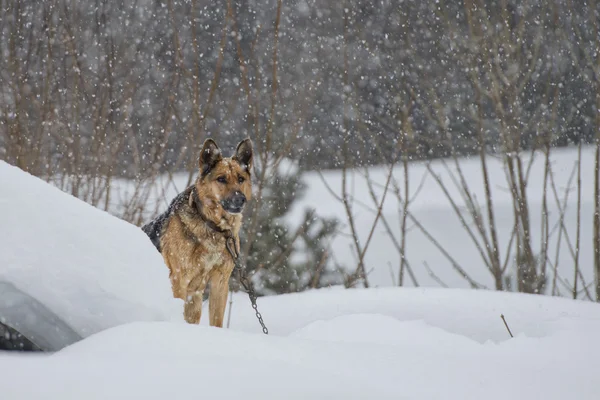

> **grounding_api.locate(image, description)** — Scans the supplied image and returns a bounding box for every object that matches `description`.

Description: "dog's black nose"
[222,191,246,213]
[231,192,246,208]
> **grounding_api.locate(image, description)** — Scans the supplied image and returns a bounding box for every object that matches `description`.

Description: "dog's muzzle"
[221,192,247,214]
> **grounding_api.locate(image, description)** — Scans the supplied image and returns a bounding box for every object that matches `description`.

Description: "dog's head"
[196,138,253,215]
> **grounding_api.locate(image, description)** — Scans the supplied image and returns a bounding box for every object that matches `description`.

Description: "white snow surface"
[1,159,599,399]
[2,288,600,399]
[0,161,182,339]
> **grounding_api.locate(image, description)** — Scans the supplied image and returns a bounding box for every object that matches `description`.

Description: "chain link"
[238,272,269,335]
[227,237,269,335]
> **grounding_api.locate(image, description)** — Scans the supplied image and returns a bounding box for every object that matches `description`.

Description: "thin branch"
[423,261,449,288]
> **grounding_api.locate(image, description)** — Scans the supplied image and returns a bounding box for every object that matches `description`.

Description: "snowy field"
[1,160,600,399]
[292,146,599,291]
[2,288,600,400]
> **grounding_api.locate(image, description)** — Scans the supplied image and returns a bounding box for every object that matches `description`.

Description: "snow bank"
[2,287,599,399]
[222,286,600,341]
[0,161,181,348]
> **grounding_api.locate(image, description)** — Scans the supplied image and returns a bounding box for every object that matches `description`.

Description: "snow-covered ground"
[2,288,600,399]
[1,159,599,399]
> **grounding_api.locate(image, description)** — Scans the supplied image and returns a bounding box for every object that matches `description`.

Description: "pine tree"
[239,160,341,295]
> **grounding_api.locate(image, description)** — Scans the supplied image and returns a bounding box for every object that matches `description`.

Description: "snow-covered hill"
[0,161,182,349]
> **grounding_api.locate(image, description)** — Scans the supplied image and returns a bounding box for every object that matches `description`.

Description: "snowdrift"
[0,161,181,349]
[221,286,600,341]
[2,287,600,399]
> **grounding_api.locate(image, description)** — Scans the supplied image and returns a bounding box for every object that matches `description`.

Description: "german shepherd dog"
[142,138,253,326]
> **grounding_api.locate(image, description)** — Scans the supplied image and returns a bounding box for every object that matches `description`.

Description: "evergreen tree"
[238,160,341,295]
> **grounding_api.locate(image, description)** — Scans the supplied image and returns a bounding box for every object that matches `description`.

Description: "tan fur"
[158,139,252,326]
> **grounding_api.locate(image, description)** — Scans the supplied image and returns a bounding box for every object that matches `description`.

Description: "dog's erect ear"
[199,138,223,176]
[233,138,253,174]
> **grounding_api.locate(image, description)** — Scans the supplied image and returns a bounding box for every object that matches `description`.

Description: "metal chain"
[236,269,269,335]
[227,237,269,335]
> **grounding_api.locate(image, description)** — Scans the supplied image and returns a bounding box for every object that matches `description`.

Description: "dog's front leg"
[208,266,234,327]
[184,273,207,324]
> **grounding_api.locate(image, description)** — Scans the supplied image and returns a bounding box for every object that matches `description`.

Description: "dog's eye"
[238,176,245,184]
[217,176,227,184]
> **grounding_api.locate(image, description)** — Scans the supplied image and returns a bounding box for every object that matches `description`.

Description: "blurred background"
[1,0,599,300]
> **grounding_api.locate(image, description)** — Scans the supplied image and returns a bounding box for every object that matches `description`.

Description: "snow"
[0,161,182,348]
[222,286,600,342]
[1,159,599,399]
[2,288,600,399]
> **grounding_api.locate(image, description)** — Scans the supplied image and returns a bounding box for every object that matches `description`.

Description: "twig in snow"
[500,314,514,338]
[423,261,449,288]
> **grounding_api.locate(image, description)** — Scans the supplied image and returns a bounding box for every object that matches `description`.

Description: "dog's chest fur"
[165,215,225,262]
[155,195,240,298]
